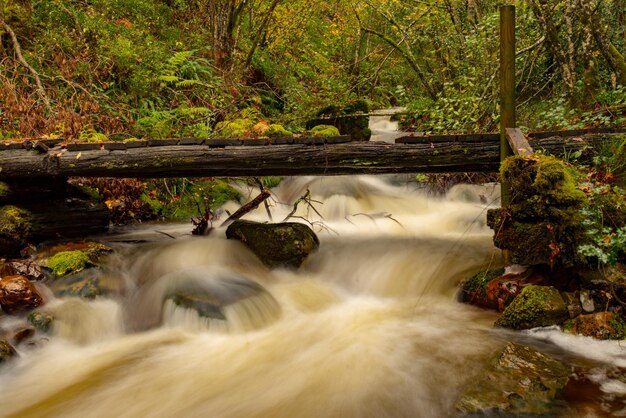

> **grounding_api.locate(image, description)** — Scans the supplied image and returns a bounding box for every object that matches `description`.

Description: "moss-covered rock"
[49,269,118,299]
[460,268,505,305]
[27,311,55,333]
[48,250,93,276]
[490,155,590,267]
[0,205,32,257]
[495,285,568,329]
[456,343,570,416]
[226,220,319,269]
[308,125,340,137]
[37,241,113,268]
[266,124,292,137]
[563,312,626,340]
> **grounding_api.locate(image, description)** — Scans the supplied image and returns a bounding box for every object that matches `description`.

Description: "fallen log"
[0,134,619,179]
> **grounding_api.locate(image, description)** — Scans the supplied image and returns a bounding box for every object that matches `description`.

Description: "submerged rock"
[27,311,55,333]
[161,271,282,331]
[456,343,570,416]
[226,220,319,269]
[0,275,45,314]
[49,269,117,300]
[0,340,17,364]
[563,312,626,340]
[495,285,568,329]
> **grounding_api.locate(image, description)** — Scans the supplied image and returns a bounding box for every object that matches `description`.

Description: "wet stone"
[563,312,626,340]
[580,289,596,313]
[0,275,45,314]
[456,343,570,416]
[495,285,568,330]
[1,260,47,281]
[28,311,54,333]
[561,291,583,319]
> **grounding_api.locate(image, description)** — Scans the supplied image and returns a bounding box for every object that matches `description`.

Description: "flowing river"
[0,116,625,417]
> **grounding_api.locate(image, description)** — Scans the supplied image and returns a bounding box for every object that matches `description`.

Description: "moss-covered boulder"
[456,343,570,416]
[488,155,588,267]
[563,312,626,340]
[0,205,32,257]
[0,275,45,314]
[47,250,93,277]
[37,241,113,269]
[495,285,568,329]
[308,125,340,137]
[226,220,319,269]
[27,311,55,333]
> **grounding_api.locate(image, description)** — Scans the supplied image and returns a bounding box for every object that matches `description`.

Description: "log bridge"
[0,128,623,179]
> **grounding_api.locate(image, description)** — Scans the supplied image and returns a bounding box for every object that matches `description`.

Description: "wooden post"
[500,4,516,207]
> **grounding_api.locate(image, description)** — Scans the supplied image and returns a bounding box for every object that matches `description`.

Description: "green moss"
[0,182,11,198]
[609,317,626,340]
[495,285,568,329]
[0,205,31,236]
[461,268,505,298]
[140,192,164,215]
[48,250,93,276]
[308,125,340,137]
[214,118,255,138]
[266,124,292,137]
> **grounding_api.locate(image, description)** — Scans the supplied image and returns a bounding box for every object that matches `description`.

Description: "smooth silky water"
[0,116,624,417]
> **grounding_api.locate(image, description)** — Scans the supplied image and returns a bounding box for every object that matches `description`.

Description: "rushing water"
[0,117,625,417]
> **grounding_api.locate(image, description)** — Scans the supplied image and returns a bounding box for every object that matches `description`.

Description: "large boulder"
[456,343,570,416]
[226,220,319,268]
[495,285,568,329]
[563,312,626,340]
[0,275,45,314]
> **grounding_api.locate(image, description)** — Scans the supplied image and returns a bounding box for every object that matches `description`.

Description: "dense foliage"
[1,0,624,139]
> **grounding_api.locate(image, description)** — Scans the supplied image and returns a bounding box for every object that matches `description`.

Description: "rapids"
[0,114,624,417]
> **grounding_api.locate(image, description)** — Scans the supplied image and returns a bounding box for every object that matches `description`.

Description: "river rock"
[579,289,596,313]
[456,343,570,416]
[48,269,117,300]
[36,241,113,269]
[563,312,626,340]
[28,311,55,333]
[0,275,45,314]
[226,220,319,268]
[0,340,17,364]
[461,268,547,312]
[161,271,281,331]
[495,285,568,329]
[1,260,47,281]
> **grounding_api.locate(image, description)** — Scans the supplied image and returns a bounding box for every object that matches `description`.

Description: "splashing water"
[0,114,622,417]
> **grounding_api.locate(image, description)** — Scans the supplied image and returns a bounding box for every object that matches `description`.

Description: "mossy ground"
[158,179,241,220]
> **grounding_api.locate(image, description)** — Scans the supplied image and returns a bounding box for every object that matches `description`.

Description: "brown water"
[1,118,625,417]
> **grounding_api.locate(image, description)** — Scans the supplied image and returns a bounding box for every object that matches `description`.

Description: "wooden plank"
[505,128,533,156]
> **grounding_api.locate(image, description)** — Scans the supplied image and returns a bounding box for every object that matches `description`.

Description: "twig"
[154,230,177,240]
[254,177,273,221]
[0,17,53,114]
[220,189,271,227]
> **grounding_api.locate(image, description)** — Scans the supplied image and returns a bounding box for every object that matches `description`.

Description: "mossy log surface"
[0,134,616,178]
